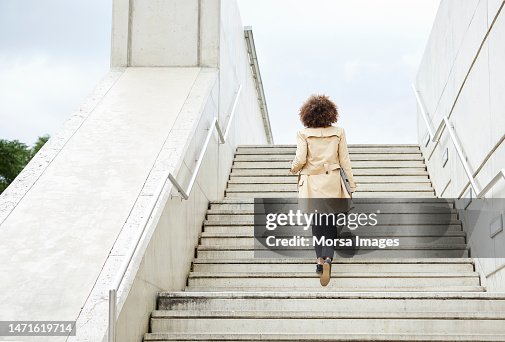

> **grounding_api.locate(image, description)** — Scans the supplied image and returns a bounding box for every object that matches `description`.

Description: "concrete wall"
[415,0,505,291]
[111,3,272,341]
[0,1,271,341]
[216,0,273,192]
[111,0,220,67]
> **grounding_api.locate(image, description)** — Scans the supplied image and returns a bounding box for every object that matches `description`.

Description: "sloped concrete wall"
[415,0,505,291]
[0,1,272,342]
[0,66,209,340]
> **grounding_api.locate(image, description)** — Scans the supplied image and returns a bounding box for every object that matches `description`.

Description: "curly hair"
[299,94,339,128]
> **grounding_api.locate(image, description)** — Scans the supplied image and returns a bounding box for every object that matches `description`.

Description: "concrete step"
[197,243,468,250]
[192,257,475,264]
[239,144,422,148]
[192,261,473,273]
[233,154,424,161]
[207,206,457,214]
[204,213,461,224]
[149,311,505,335]
[202,226,465,235]
[202,223,463,232]
[203,225,464,235]
[230,168,429,176]
[225,183,435,192]
[235,148,422,154]
[185,285,484,292]
[186,272,480,288]
[228,175,431,184]
[210,198,453,205]
[232,160,426,169]
[199,236,466,247]
[153,310,505,320]
[203,220,461,231]
[209,199,453,211]
[158,291,505,311]
[225,192,436,198]
[200,229,463,239]
[144,332,505,341]
[236,145,421,154]
[196,249,469,259]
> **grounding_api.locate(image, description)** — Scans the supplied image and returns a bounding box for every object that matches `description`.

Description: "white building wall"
[415,0,505,291]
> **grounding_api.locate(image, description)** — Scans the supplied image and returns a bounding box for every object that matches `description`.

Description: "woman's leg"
[311,220,325,274]
[311,222,324,259]
[321,221,337,260]
[319,221,336,286]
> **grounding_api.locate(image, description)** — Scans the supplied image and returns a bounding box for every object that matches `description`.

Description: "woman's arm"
[338,128,357,192]
[290,131,307,173]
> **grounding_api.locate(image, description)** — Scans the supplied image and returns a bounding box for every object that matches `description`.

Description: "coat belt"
[300,163,340,175]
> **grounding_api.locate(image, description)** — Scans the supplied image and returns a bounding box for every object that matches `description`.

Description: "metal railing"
[107,84,242,341]
[411,84,435,138]
[432,116,481,195]
[168,84,242,199]
[167,117,223,200]
[478,169,505,198]
[412,84,505,198]
[244,27,273,144]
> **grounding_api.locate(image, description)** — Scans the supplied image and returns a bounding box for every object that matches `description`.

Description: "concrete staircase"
[145,144,505,341]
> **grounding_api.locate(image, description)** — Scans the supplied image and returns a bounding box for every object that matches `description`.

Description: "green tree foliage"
[0,135,50,194]
[31,135,50,158]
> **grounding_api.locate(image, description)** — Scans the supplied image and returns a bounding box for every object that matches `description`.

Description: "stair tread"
[237,144,421,148]
[151,310,505,319]
[192,258,474,264]
[185,286,486,292]
[233,155,425,161]
[188,272,479,278]
[231,169,430,175]
[206,208,457,214]
[210,198,452,204]
[197,244,469,250]
[144,332,505,342]
[201,228,466,239]
[204,221,460,225]
[228,179,432,184]
[159,291,502,299]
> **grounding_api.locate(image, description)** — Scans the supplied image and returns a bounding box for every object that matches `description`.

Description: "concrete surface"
[415,0,505,291]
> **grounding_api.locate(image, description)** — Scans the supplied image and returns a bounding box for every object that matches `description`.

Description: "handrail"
[412,84,504,198]
[411,84,435,138]
[432,116,481,195]
[168,117,222,200]
[107,84,242,342]
[478,169,505,198]
[244,27,274,144]
[168,85,242,199]
[223,85,242,141]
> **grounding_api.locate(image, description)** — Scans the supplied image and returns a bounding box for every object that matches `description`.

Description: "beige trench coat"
[290,126,357,199]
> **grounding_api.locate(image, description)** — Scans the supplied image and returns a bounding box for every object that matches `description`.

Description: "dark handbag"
[339,168,352,196]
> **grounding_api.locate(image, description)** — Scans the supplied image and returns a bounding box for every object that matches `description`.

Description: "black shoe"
[320,258,332,286]
[316,264,323,274]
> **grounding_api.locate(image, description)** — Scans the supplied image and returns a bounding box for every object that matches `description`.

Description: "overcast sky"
[0,0,440,146]
[0,0,112,146]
